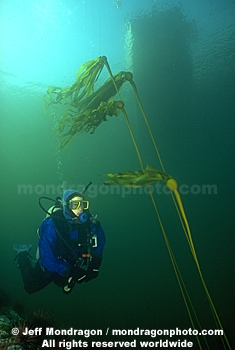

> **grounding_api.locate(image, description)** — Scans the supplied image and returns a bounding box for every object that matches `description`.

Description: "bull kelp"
[45,57,231,350]
[44,56,127,148]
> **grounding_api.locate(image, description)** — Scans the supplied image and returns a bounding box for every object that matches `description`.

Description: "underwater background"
[0,0,235,349]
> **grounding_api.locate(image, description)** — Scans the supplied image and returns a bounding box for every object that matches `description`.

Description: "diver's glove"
[63,276,76,294]
[63,266,86,283]
[72,266,87,284]
[63,267,86,294]
[85,268,99,282]
[85,254,102,283]
[77,271,87,284]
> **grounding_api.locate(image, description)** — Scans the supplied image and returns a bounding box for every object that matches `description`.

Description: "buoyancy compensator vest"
[51,209,99,268]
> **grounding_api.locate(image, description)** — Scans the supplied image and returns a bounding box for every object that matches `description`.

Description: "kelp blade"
[103,165,172,187]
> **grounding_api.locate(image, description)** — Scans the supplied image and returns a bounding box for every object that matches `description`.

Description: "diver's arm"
[38,218,69,276]
[85,224,106,283]
[90,224,105,269]
[93,224,106,256]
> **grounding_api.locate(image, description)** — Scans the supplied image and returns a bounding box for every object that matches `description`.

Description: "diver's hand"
[85,254,102,282]
[74,267,87,284]
[77,273,87,284]
[85,268,99,283]
[63,268,86,294]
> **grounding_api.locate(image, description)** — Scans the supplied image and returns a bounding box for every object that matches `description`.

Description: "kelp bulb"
[116,100,124,109]
[166,178,178,192]
[125,72,133,81]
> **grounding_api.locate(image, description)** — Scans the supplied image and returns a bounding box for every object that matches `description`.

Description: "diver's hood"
[62,189,83,224]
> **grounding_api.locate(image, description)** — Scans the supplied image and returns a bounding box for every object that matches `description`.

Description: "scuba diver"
[14,183,106,294]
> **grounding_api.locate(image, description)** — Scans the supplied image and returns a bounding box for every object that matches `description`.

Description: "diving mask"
[68,199,89,210]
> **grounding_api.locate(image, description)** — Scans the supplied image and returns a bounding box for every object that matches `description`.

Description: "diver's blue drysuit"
[38,210,105,276]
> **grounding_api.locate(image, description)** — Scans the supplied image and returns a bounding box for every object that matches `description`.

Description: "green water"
[1,1,234,349]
